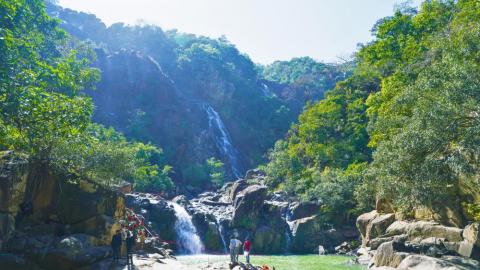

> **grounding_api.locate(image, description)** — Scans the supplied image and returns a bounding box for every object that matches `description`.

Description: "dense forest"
[265,0,480,226]
[43,2,347,192]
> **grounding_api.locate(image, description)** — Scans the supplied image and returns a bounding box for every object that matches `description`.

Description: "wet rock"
[172,195,190,206]
[335,241,353,254]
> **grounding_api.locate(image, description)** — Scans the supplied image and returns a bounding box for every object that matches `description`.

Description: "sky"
[57,0,422,64]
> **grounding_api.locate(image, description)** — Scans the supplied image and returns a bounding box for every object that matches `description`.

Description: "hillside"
[46,3,346,191]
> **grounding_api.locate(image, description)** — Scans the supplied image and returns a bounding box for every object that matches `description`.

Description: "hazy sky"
[58,0,422,64]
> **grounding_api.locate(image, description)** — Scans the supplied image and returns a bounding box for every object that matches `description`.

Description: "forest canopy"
[265,0,480,224]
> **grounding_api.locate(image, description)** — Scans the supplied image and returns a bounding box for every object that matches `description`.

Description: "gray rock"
[463,223,479,246]
[398,254,480,270]
[373,241,409,268]
[386,221,464,242]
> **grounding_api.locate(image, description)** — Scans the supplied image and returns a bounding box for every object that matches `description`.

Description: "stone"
[231,185,267,229]
[373,241,409,268]
[463,223,479,246]
[253,225,286,254]
[229,179,250,202]
[356,210,378,246]
[376,197,394,214]
[0,213,15,242]
[335,241,352,254]
[398,254,480,270]
[370,213,396,239]
[291,215,345,253]
[0,151,29,215]
[414,204,464,228]
[244,169,266,180]
[288,201,319,220]
[385,221,463,242]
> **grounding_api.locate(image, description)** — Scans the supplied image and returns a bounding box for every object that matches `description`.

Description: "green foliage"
[206,157,225,188]
[266,0,480,224]
[0,0,174,193]
[463,203,480,222]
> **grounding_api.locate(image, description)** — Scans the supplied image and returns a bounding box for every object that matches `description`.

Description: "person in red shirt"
[243,237,251,264]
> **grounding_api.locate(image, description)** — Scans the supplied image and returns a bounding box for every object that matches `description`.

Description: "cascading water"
[171,202,205,254]
[261,83,275,97]
[204,104,243,179]
[216,218,228,254]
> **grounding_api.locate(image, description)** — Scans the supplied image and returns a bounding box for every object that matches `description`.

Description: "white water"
[171,202,205,254]
[216,218,228,254]
[204,104,243,179]
[261,83,276,97]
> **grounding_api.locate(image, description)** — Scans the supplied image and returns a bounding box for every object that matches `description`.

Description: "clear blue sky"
[58,0,422,64]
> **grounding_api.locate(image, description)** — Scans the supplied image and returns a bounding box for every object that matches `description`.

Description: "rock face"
[231,185,267,229]
[357,203,480,270]
[0,152,126,269]
[125,193,176,241]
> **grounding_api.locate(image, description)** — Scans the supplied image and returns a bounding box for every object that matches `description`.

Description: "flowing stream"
[204,104,243,179]
[171,202,205,254]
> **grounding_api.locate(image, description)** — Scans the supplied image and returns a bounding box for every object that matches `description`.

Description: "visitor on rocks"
[126,231,136,266]
[229,235,242,263]
[111,230,122,263]
[243,237,251,264]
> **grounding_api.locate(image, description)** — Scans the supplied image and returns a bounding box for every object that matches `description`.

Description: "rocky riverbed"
[125,169,359,255]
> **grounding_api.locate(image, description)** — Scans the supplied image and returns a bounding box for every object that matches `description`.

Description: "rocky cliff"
[0,151,126,269]
[356,200,480,270]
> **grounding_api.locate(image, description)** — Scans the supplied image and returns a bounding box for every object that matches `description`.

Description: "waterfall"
[204,104,243,179]
[261,83,275,97]
[171,202,205,254]
[216,218,228,254]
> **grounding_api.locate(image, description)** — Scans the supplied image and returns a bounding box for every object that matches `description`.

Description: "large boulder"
[288,201,319,220]
[414,204,464,228]
[385,221,463,242]
[463,223,479,246]
[231,185,267,229]
[373,241,409,268]
[291,215,344,253]
[397,254,479,270]
[356,210,379,246]
[253,225,287,254]
[125,193,176,241]
[370,213,396,239]
[0,151,29,216]
[229,179,250,202]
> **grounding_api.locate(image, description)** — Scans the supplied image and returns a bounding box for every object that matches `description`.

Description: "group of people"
[229,236,252,264]
[111,229,136,265]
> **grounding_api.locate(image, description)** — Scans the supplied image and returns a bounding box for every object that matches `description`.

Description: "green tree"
[206,157,225,188]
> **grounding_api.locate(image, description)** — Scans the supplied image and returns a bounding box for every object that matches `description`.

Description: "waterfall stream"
[171,202,205,254]
[204,104,243,179]
[216,218,228,254]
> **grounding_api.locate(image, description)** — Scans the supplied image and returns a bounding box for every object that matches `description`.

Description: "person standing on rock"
[243,237,251,264]
[229,235,242,263]
[111,230,122,263]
